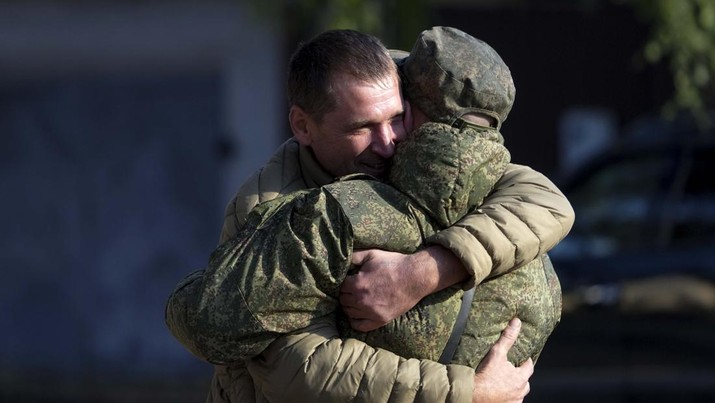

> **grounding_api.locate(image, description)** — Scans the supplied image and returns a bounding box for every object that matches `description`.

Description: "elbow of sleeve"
[189,310,275,365]
[165,293,269,364]
[165,293,208,361]
[426,227,493,286]
[410,360,474,403]
[561,201,576,237]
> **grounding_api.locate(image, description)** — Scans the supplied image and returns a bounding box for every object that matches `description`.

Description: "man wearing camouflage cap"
[382,25,563,369]
[340,28,562,370]
[166,27,573,402]
[396,26,515,130]
[339,27,531,333]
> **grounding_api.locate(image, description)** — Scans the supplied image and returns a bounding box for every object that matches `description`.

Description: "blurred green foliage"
[247,0,713,128]
[247,0,426,50]
[619,0,715,127]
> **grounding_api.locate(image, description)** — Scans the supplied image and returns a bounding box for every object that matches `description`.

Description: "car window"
[568,150,677,253]
[667,145,715,247]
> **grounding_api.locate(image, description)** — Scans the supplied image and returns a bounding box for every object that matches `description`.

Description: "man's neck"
[298,141,335,188]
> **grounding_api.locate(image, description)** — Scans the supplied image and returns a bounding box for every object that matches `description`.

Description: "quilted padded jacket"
[166,123,572,402]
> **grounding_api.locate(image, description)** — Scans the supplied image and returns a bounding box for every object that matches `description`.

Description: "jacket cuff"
[426,226,492,288]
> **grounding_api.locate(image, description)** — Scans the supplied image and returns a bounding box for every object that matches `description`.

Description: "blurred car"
[529,115,715,403]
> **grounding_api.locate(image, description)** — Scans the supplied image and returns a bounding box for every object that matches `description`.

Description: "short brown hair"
[288,29,396,122]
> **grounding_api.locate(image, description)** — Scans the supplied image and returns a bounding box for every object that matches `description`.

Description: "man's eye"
[349,127,370,136]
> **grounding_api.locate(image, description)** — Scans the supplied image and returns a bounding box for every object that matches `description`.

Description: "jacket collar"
[297,140,334,188]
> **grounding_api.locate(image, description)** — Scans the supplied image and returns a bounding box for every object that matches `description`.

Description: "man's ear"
[403,99,414,133]
[289,105,312,146]
[410,104,429,130]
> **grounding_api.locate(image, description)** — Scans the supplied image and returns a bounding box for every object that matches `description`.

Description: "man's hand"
[340,249,421,331]
[472,318,534,403]
[340,246,470,332]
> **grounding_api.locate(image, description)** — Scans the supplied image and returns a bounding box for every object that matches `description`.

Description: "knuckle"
[502,329,518,340]
[490,343,506,356]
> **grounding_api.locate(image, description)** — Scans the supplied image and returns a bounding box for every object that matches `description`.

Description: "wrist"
[472,373,486,403]
[407,250,441,297]
[418,245,470,292]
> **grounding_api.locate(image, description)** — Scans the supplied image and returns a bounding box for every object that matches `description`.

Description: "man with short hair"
[167,28,573,402]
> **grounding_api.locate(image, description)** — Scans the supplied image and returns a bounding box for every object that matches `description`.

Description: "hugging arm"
[246,317,532,403]
[344,163,575,326]
[429,163,575,285]
[167,189,352,364]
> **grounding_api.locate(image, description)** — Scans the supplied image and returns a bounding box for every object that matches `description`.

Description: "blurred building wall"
[0,1,283,399]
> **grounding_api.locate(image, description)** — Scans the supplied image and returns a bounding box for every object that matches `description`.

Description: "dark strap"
[438,286,476,364]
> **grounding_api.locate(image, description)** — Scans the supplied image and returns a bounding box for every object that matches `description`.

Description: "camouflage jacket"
[194,122,513,362]
[169,122,561,399]
[167,125,574,402]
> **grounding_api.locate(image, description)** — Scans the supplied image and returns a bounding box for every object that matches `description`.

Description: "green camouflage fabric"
[341,256,561,365]
[452,254,562,366]
[394,26,516,129]
[328,123,508,361]
[178,121,560,367]
[332,125,561,364]
[179,121,505,363]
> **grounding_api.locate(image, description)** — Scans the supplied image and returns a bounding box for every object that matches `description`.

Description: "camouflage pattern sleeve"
[165,269,211,360]
[452,254,562,368]
[246,317,475,403]
[170,189,353,364]
[427,163,575,287]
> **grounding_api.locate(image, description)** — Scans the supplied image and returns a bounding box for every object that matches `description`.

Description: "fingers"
[517,359,534,400]
[348,318,381,332]
[519,358,535,376]
[502,317,522,341]
[519,357,534,370]
[341,302,363,318]
[491,318,521,357]
[340,292,370,319]
[341,295,390,328]
[340,275,357,294]
[351,250,369,265]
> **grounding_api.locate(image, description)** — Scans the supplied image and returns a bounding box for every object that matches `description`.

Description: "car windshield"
[555,141,715,257]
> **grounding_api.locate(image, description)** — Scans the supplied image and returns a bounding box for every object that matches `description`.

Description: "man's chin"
[358,165,387,178]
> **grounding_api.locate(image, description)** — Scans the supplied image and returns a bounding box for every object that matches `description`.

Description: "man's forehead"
[328,74,402,116]
[330,71,400,92]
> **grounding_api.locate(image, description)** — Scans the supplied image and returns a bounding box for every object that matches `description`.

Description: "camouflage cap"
[393,26,516,129]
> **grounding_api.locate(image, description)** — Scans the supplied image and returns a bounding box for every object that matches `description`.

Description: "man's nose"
[371,124,404,159]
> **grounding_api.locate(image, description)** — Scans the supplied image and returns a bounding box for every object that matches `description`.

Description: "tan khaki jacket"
[167,137,574,402]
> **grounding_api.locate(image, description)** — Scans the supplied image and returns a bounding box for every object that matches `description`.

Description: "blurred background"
[1,0,713,401]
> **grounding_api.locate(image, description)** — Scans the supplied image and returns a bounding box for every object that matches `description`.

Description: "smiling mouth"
[360,161,387,177]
